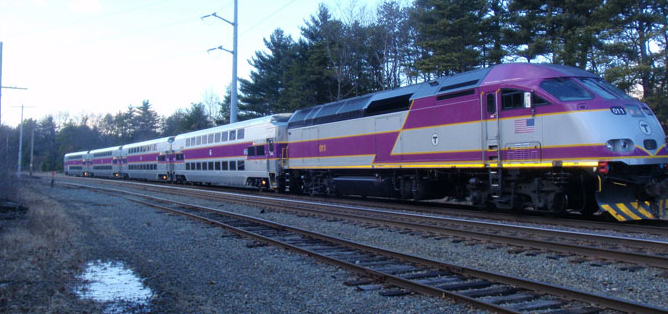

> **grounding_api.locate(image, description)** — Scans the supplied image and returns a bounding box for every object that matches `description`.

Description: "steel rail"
[61,181,668,269]
[58,175,668,237]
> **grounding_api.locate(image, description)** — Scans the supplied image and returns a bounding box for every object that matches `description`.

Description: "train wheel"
[550,193,568,216]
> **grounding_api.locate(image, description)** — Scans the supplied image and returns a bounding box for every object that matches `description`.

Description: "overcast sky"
[0,0,381,127]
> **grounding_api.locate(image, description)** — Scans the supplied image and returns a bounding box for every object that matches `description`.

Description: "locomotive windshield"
[540,78,593,101]
[584,78,634,100]
[577,78,618,99]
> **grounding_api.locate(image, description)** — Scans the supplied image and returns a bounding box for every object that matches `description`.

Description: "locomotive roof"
[287,63,596,129]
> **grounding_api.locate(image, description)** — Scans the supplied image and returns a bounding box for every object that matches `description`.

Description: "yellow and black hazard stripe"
[599,200,667,221]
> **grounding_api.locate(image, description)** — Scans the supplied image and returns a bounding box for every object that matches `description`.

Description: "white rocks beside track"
[39,180,482,313]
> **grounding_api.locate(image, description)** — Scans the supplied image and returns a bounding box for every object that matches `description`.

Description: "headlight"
[605,139,634,152]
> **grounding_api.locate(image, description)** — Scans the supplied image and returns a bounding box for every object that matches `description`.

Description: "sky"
[0,0,381,127]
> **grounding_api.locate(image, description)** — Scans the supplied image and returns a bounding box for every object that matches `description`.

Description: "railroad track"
[62,182,668,314]
[55,175,668,238]
[60,179,668,270]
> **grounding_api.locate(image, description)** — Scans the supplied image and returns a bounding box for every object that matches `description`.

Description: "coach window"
[208,162,214,170]
[215,132,221,143]
[203,162,208,170]
[229,130,236,141]
[256,145,265,156]
[208,134,214,143]
[202,135,208,145]
[186,138,190,147]
[222,161,229,170]
[247,146,256,156]
[486,94,496,114]
[196,137,201,145]
[237,129,244,139]
[215,161,221,170]
[229,161,237,171]
[237,160,245,170]
[221,131,228,142]
[186,163,190,170]
[268,139,274,154]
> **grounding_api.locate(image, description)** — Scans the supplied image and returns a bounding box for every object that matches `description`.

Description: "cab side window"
[501,89,549,110]
[501,89,525,110]
[486,94,495,114]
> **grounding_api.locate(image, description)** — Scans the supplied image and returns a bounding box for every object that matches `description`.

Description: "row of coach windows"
[128,164,157,170]
[93,151,112,157]
[67,155,84,160]
[157,154,184,161]
[185,160,245,171]
[129,144,157,154]
[69,166,82,170]
[246,145,265,156]
[185,129,245,147]
[93,165,112,170]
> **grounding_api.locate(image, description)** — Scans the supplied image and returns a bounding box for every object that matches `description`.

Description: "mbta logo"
[639,120,651,135]
[431,133,439,146]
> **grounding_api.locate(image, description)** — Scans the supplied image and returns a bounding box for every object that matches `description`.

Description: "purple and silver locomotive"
[284,63,668,221]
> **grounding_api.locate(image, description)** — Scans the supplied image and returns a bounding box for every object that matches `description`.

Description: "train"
[64,63,668,222]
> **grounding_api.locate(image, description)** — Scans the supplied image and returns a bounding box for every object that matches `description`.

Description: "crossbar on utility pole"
[202,0,238,124]
[0,42,29,161]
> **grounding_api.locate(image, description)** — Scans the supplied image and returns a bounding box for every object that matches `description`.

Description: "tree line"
[239,0,667,120]
[1,0,666,173]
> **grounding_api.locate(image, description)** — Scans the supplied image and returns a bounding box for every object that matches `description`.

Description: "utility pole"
[0,42,3,146]
[202,0,238,124]
[17,105,23,178]
[1,42,29,161]
[30,127,34,176]
[12,105,34,178]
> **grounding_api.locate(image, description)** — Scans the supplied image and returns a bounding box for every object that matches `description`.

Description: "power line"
[2,0,180,38]
[240,0,300,36]
[68,16,199,49]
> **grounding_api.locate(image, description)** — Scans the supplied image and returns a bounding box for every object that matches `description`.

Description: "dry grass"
[0,182,99,312]
[0,165,17,202]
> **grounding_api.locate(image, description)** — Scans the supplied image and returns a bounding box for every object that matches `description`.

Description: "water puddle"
[75,260,153,313]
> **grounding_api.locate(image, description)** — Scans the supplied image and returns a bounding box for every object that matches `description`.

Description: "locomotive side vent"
[438,79,478,92]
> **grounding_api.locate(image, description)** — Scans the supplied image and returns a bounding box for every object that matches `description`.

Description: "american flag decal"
[514,118,535,133]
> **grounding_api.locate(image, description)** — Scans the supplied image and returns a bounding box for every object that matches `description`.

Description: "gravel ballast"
[64,178,668,310]
[23,179,485,313]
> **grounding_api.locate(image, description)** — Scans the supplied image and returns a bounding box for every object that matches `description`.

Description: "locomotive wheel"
[550,192,568,216]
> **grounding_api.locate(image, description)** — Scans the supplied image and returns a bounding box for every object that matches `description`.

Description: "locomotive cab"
[486,70,668,221]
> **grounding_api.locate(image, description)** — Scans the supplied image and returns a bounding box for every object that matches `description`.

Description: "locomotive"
[64,63,668,222]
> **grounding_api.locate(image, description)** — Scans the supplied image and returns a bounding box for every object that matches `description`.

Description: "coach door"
[167,137,175,181]
[481,90,500,165]
[266,137,275,173]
